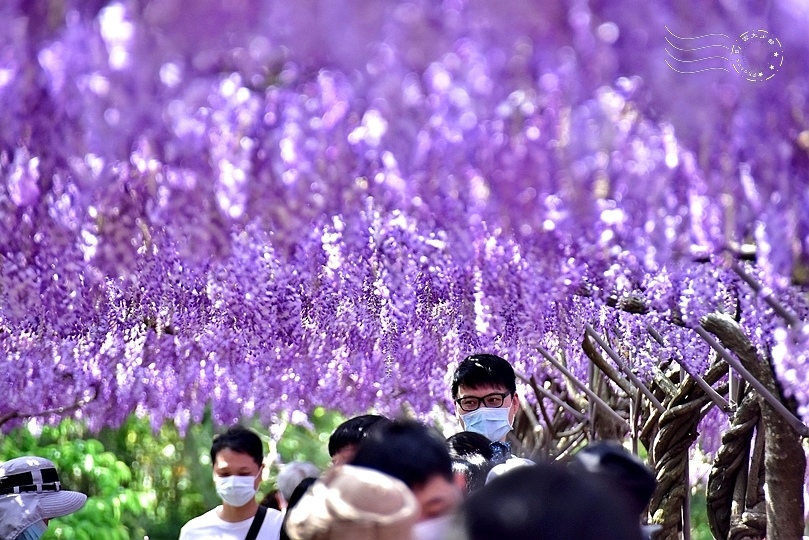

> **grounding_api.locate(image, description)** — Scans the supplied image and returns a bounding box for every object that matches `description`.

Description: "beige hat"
[285,465,418,540]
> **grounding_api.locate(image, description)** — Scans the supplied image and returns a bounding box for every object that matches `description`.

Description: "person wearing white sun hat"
[0,455,88,540]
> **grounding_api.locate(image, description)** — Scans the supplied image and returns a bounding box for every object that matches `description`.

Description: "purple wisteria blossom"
[1,0,808,462]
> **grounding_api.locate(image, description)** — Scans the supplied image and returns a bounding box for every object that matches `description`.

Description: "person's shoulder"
[180,507,222,532]
[258,507,285,539]
[486,456,535,483]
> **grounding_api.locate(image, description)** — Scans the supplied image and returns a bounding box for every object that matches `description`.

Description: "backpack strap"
[245,505,267,540]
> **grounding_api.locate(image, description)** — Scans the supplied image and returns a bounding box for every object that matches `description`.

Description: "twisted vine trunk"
[706,391,762,540]
[644,361,728,540]
[702,313,806,540]
[648,398,705,539]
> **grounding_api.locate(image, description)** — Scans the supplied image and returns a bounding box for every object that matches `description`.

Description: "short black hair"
[569,441,656,517]
[451,354,516,399]
[452,454,493,494]
[328,414,390,457]
[210,425,264,467]
[460,462,645,540]
[350,419,453,488]
[446,431,494,460]
[259,489,282,510]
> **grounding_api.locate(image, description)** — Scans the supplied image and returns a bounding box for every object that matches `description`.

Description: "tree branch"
[536,345,630,430]
[647,324,731,412]
[582,333,634,395]
[585,324,665,413]
[0,385,99,429]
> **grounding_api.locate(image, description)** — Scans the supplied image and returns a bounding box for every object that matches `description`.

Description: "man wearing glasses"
[450,353,520,443]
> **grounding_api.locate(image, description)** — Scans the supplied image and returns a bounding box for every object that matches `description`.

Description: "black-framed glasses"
[454,391,512,412]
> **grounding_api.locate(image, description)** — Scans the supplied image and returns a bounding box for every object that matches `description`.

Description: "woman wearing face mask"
[179,425,284,540]
[0,456,87,540]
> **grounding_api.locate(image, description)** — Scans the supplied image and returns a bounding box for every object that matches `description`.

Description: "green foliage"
[1,408,346,539]
[689,488,714,540]
[93,413,220,539]
[273,407,345,470]
[0,420,147,540]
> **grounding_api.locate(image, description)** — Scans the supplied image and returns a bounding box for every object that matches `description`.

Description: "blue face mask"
[461,406,513,441]
[18,520,48,540]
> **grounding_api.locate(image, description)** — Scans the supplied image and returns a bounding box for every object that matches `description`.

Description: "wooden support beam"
[536,345,630,430]
[585,324,666,413]
[647,324,731,413]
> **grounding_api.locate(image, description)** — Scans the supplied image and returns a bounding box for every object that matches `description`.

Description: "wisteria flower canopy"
[1,0,808,435]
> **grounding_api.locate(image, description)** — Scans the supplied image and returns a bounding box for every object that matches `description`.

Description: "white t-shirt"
[178,506,284,540]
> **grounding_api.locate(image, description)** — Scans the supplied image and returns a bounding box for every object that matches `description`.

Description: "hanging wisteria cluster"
[1,0,808,446]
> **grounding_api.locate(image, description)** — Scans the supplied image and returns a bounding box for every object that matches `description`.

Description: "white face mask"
[413,514,455,540]
[214,474,259,507]
[460,406,512,441]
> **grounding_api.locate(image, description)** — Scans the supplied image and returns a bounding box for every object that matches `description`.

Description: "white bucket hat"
[0,456,87,539]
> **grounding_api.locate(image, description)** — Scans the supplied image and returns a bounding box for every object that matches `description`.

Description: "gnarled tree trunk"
[703,313,806,540]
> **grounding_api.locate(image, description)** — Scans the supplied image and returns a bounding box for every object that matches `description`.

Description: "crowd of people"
[0,353,658,540]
